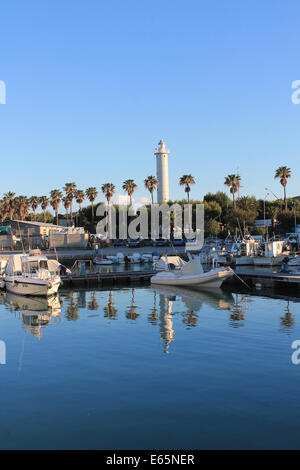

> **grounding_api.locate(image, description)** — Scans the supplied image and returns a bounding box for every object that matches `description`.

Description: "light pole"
[264,192,269,241]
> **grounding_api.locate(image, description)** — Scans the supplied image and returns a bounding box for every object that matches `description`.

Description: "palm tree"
[40,196,50,223]
[50,190,63,225]
[101,184,115,240]
[3,192,15,220]
[101,183,115,204]
[29,196,40,220]
[122,179,138,206]
[144,176,159,204]
[62,196,71,226]
[85,187,98,219]
[0,200,8,222]
[224,174,240,208]
[75,190,85,211]
[75,190,85,226]
[63,182,77,225]
[275,166,291,210]
[15,196,30,220]
[179,175,195,203]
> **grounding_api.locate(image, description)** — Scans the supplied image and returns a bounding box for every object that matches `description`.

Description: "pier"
[61,270,155,288]
[225,269,300,291]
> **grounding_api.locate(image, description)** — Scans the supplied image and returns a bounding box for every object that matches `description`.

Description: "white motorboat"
[4,252,61,296]
[151,256,234,288]
[252,240,290,267]
[93,256,113,265]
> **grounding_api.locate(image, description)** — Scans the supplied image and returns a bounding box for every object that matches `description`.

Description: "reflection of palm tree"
[229,294,246,327]
[182,310,198,328]
[280,301,295,331]
[65,292,80,321]
[88,292,99,311]
[126,288,140,320]
[104,291,118,319]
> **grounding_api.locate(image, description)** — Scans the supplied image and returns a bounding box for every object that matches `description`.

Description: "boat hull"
[252,256,285,267]
[5,278,60,296]
[151,268,233,288]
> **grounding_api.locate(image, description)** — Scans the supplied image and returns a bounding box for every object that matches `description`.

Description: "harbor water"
[0,285,300,449]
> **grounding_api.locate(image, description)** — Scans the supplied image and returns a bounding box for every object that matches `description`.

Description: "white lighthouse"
[154,139,170,203]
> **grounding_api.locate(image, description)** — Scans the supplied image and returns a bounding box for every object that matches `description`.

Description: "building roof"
[11,220,61,228]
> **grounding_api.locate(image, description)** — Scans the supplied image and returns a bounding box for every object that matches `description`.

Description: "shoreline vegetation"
[0,167,299,238]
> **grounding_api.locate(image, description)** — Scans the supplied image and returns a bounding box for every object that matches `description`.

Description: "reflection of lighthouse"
[154,139,170,203]
[159,295,175,354]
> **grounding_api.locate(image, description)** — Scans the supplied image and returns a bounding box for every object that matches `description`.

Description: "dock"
[225,269,300,291]
[61,270,155,288]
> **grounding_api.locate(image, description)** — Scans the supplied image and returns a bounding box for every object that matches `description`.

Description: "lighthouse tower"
[154,139,170,203]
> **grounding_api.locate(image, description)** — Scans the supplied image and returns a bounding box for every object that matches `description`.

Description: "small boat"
[128,253,143,264]
[141,254,153,263]
[151,256,233,288]
[93,256,113,265]
[4,252,61,296]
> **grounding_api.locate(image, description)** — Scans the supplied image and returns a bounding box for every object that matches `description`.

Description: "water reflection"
[229,294,248,328]
[0,285,298,349]
[159,294,175,353]
[104,291,118,320]
[280,300,295,332]
[126,288,141,320]
[2,293,61,339]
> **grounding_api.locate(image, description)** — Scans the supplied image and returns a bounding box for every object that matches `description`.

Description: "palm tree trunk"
[43,210,46,223]
[151,192,154,205]
[56,211,59,225]
[284,185,287,210]
[233,192,235,209]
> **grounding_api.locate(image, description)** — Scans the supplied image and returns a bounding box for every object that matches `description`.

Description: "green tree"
[63,182,77,224]
[122,179,138,206]
[275,166,291,210]
[40,196,50,223]
[144,176,159,204]
[85,187,98,219]
[179,174,195,204]
[50,190,63,225]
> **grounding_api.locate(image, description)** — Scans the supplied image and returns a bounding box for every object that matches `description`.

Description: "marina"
[1,0,300,452]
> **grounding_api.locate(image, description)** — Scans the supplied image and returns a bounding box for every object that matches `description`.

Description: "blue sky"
[1,0,300,210]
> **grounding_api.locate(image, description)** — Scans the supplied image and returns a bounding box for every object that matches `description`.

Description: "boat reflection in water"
[3,293,61,339]
[153,286,235,353]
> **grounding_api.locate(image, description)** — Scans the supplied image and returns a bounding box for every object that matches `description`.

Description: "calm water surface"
[0,285,300,449]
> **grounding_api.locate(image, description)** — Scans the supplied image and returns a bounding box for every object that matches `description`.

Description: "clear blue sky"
[1,0,300,210]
